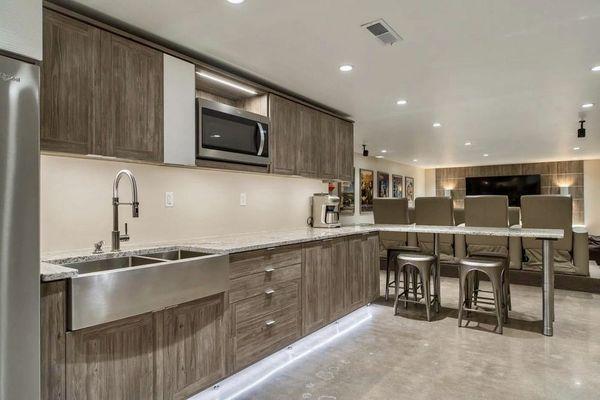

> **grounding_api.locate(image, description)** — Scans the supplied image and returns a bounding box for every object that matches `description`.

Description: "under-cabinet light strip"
[196,71,258,95]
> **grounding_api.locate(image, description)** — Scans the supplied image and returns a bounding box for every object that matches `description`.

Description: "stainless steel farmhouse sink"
[62,248,229,330]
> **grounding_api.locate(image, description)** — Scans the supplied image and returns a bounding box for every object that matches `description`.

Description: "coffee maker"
[310,193,341,228]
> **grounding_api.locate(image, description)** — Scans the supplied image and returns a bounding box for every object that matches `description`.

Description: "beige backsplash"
[41,155,327,253]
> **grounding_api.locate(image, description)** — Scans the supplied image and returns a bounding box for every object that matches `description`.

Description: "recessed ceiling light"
[380,150,387,153]
[339,64,353,72]
[413,159,418,162]
[375,155,384,159]
[582,103,594,108]
[483,153,489,157]
[196,71,257,95]
[573,146,581,150]
[227,0,245,3]
[464,141,472,146]
[592,65,600,72]
[433,122,441,128]
[396,99,407,105]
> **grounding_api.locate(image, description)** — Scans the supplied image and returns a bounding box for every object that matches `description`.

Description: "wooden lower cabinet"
[41,235,379,400]
[155,294,228,400]
[65,313,155,400]
[302,241,332,335]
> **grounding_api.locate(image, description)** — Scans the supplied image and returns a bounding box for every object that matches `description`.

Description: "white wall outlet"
[165,192,174,207]
[240,192,247,206]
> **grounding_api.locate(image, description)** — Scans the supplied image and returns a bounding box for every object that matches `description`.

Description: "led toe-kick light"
[189,307,373,400]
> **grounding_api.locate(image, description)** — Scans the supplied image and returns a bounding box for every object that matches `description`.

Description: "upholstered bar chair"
[413,197,456,263]
[455,195,512,312]
[373,198,420,300]
[520,195,589,276]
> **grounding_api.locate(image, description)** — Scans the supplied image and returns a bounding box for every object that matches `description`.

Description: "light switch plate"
[165,192,174,207]
[240,192,247,206]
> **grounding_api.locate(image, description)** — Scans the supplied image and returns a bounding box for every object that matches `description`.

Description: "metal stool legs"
[393,253,439,321]
[458,258,507,334]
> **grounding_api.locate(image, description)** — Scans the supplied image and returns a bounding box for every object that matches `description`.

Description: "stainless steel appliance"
[310,193,341,228]
[196,98,270,166]
[0,54,40,399]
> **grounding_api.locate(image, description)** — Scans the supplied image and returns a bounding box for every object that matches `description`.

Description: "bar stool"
[457,257,508,334]
[394,253,439,321]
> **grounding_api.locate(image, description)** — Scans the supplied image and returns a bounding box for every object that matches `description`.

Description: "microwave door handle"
[257,122,266,156]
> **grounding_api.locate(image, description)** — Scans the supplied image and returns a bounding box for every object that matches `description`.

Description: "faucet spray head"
[132,202,140,218]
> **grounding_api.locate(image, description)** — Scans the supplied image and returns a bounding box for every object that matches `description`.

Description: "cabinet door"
[319,113,337,180]
[270,94,299,175]
[41,10,99,154]
[296,105,319,177]
[364,234,381,303]
[101,31,163,161]
[329,238,349,320]
[336,119,354,182]
[66,314,154,400]
[346,236,366,312]
[41,281,66,400]
[302,241,331,335]
[157,294,227,400]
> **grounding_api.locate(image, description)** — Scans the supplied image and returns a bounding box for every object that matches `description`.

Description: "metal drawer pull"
[265,319,276,326]
[265,267,275,273]
[265,288,275,295]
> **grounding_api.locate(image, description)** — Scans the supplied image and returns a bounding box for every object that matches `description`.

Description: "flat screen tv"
[465,175,541,207]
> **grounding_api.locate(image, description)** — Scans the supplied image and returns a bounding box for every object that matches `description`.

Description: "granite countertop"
[40,224,563,282]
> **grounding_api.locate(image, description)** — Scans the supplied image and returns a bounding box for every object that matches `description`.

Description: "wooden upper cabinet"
[336,119,354,182]
[41,10,99,154]
[296,105,319,177]
[319,113,338,180]
[270,94,299,175]
[101,32,163,162]
[41,11,163,162]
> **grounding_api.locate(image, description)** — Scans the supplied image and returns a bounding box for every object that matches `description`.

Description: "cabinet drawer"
[234,305,300,371]
[234,281,299,324]
[229,264,301,303]
[229,245,302,279]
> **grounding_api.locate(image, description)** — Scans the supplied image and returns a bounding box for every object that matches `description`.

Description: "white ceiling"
[73,0,600,168]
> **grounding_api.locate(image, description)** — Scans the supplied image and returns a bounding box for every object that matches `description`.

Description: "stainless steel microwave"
[196,98,270,166]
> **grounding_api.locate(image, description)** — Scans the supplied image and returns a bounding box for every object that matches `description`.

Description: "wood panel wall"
[434,160,584,224]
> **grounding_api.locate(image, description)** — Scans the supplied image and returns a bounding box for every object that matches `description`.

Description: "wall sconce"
[444,189,453,198]
[560,186,570,196]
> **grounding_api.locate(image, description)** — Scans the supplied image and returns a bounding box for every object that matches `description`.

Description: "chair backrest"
[373,198,409,245]
[464,195,509,248]
[414,197,454,245]
[521,195,573,251]
[454,208,465,226]
[508,207,520,226]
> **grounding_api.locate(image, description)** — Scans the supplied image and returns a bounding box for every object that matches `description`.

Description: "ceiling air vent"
[362,19,402,46]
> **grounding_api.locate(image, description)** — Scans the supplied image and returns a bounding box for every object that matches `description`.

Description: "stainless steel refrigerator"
[0,53,40,399]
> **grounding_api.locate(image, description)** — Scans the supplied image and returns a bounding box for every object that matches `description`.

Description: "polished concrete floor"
[220,273,600,400]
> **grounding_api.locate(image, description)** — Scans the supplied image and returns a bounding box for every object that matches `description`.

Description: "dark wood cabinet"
[329,238,349,320]
[297,105,319,177]
[270,94,299,175]
[41,10,99,154]
[319,113,338,180]
[41,281,66,400]
[101,31,163,162]
[302,241,332,335]
[336,119,354,182]
[66,313,155,400]
[155,294,228,400]
[363,234,380,303]
[41,11,163,162]
[346,236,367,311]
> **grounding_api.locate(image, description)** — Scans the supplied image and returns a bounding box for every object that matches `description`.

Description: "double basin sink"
[61,248,230,330]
